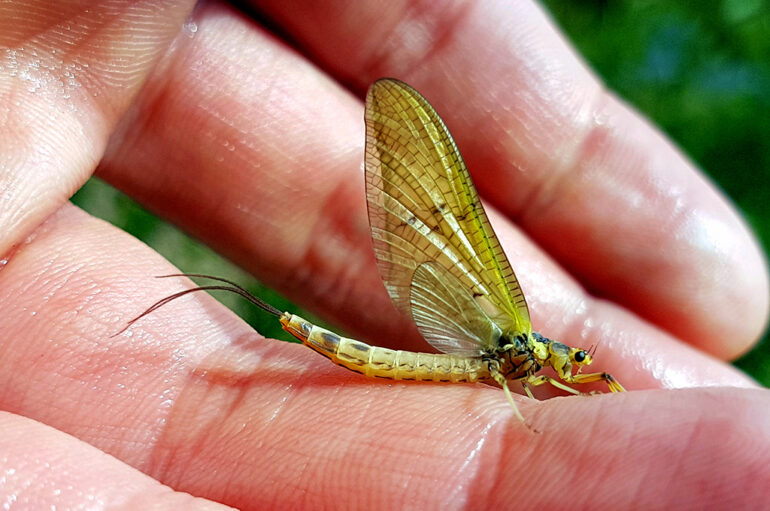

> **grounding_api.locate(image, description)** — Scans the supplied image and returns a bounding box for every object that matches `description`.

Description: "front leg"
[526,371,625,395]
[567,371,626,393]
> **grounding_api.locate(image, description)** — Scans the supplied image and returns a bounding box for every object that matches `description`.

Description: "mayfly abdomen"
[279,313,489,383]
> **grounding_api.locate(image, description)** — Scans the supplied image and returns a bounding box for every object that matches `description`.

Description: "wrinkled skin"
[0,1,768,509]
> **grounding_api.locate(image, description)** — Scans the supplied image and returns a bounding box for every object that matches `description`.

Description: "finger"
[0,0,194,255]
[494,388,770,509]
[0,413,232,510]
[0,210,764,508]
[251,0,769,358]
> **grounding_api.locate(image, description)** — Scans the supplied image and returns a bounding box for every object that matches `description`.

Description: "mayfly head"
[530,333,594,380]
[575,343,601,374]
[571,347,593,374]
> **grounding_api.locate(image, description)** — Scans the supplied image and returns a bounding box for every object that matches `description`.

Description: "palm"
[0,1,767,510]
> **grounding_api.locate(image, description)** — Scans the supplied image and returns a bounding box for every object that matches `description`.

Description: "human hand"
[1,1,768,509]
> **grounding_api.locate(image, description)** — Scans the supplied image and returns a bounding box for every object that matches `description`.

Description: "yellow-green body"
[280,311,625,417]
[280,313,489,382]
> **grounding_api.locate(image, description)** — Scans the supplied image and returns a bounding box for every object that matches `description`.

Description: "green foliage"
[541,0,769,383]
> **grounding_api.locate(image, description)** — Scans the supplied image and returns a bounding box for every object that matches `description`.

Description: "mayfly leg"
[487,360,526,425]
[524,372,625,395]
[570,372,626,393]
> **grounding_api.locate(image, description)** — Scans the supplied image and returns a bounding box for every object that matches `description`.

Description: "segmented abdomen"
[280,313,488,383]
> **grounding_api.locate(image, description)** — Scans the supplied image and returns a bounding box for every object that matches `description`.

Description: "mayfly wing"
[364,78,531,355]
[410,261,503,354]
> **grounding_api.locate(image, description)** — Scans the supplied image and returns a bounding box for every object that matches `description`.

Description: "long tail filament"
[113,273,282,336]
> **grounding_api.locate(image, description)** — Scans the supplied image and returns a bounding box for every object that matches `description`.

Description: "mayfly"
[123,78,625,424]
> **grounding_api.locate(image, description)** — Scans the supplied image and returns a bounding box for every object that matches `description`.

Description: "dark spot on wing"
[432,203,447,215]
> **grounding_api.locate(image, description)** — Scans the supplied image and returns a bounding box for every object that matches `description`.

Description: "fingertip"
[666,205,769,359]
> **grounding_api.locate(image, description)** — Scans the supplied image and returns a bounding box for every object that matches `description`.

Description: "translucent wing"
[364,78,531,354]
[410,261,502,356]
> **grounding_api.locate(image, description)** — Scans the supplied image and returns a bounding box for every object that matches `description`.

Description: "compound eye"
[574,350,587,363]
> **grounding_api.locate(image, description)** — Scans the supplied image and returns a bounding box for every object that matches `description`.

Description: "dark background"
[72,0,770,385]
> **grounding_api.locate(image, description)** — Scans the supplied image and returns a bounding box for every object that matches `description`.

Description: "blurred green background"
[72,0,770,384]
